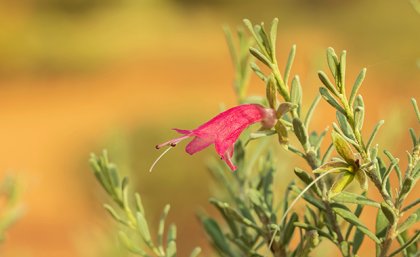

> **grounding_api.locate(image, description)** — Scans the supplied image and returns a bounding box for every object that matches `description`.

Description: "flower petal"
[185,136,213,155]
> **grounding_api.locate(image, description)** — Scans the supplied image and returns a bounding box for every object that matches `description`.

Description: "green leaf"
[380,202,396,225]
[355,170,368,191]
[294,168,313,185]
[103,204,128,225]
[354,106,365,131]
[338,50,347,89]
[210,199,258,230]
[276,102,295,118]
[397,212,418,234]
[135,193,145,215]
[340,241,350,257]
[248,130,276,145]
[250,62,266,81]
[294,222,335,242]
[118,231,149,256]
[389,231,420,257]
[399,176,414,202]
[349,68,367,106]
[275,121,288,145]
[326,47,339,78]
[157,204,171,249]
[293,118,308,147]
[250,47,271,66]
[329,172,354,198]
[384,150,402,185]
[167,224,177,244]
[166,241,176,257]
[402,198,420,212]
[333,207,380,244]
[319,87,346,114]
[291,185,326,211]
[256,24,272,59]
[336,111,355,140]
[136,212,152,245]
[332,191,380,208]
[332,122,359,148]
[269,18,279,54]
[409,128,417,147]
[411,98,420,123]
[304,94,322,129]
[376,209,388,257]
[223,26,238,69]
[284,44,296,86]
[352,228,365,255]
[282,212,298,245]
[331,131,355,165]
[189,247,202,257]
[318,71,339,96]
[291,76,302,111]
[366,120,385,150]
[266,76,277,109]
[202,217,233,255]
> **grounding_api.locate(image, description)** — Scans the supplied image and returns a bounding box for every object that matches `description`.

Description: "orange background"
[0,0,419,256]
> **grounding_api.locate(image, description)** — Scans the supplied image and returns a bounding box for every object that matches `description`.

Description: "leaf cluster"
[90,151,201,257]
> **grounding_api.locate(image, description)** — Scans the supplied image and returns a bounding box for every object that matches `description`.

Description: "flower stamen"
[155,135,190,149]
[149,146,173,173]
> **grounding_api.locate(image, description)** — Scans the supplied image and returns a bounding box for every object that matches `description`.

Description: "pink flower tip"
[154,104,276,171]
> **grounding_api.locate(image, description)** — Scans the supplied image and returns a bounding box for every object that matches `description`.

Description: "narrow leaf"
[250,47,271,66]
[166,241,176,257]
[397,212,417,234]
[157,204,171,249]
[355,170,368,191]
[333,207,380,244]
[293,118,308,147]
[304,94,322,129]
[327,47,339,77]
[411,98,420,123]
[136,212,152,245]
[189,247,202,257]
[291,76,302,111]
[336,111,355,140]
[389,231,420,257]
[103,204,128,225]
[366,120,385,149]
[269,18,279,53]
[202,217,233,255]
[294,168,313,185]
[338,50,347,89]
[380,202,396,225]
[276,102,296,118]
[284,44,296,86]
[251,62,266,81]
[118,231,149,256]
[349,68,366,106]
[332,191,380,208]
[275,121,288,145]
[266,76,277,108]
[332,130,355,165]
[282,212,298,245]
[318,71,339,96]
[320,87,346,114]
[330,172,355,198]
[352,228,365,255]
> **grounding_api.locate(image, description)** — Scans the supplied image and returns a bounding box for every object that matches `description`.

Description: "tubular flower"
[154,104,276,171]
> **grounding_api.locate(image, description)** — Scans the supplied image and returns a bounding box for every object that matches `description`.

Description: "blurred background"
[0,0,419,256]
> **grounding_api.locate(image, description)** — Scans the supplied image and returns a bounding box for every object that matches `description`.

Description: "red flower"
[153,104,276,171]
